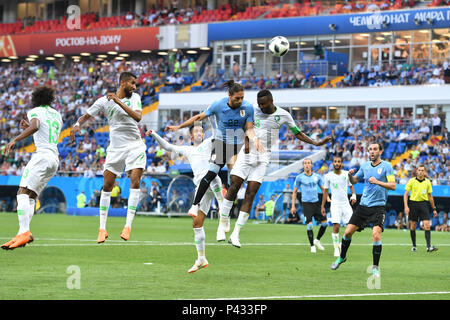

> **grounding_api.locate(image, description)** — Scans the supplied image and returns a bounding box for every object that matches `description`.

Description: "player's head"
[368,142,383,162]
[119,72,137,98]
[224,80,244,109]
[417,165,426,179]
[303,158,313,172]
[257,89,274,113]
[32,85,55,108]
[332,156,343,171]
[189,124,204,145]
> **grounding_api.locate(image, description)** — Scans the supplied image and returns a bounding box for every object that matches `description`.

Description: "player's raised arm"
[70,113,94,142]
[166,112,207,132]
[4,118,40,156]
[348,168,360,185]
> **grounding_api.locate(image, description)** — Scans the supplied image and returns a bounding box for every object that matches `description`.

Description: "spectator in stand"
[431,114,442,135]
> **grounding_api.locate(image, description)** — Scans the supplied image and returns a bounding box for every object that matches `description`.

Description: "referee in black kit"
[403,165,438,253]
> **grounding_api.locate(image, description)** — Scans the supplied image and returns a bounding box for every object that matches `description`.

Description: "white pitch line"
[207,291,450,300]
[8,242,450,247]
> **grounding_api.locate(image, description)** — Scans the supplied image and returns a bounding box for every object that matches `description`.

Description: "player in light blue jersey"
[166,80,263,220]
[331,142,396,278]
[291,158,329,253]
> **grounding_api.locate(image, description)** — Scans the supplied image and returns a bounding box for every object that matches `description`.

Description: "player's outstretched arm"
[165,112,207,132]
[145,129,179,153]
[106,93,142,122]
[4,118,39,156]
[70,114,94,142]
[294,131,332,147]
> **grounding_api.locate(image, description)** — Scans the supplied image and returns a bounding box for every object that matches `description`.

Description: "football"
[268,36,290,57]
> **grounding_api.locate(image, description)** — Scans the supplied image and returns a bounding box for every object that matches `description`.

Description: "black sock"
[410,230,416,247]
[307,230,314,246]
[373,244,382,267]
[316,225,327,240]
[193,171,217,205]
[425,230,431,247]
[340,237,351,259]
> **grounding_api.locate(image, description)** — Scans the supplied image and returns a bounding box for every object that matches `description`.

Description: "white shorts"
[104,142,147,177]
[230,153,268,184]
[330,202,353,225]
[19,152,59,196]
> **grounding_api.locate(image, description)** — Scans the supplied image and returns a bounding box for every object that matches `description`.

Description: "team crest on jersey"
[377,168,382,175]
[240,110,245,117]
[275,115,280,122]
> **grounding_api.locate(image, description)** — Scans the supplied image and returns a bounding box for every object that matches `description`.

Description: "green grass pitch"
[0,212,449,300]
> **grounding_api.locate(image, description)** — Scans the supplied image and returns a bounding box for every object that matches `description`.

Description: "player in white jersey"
[2,86,62,250]
[218,89,332,247]
[70,72,146,243]
[321,156,357,257]
[146,125,224,273]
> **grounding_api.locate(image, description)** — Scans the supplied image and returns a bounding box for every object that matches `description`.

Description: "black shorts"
[409,201,430,222]
[349,205,386,232]
[302,201,326,224]
[210,139,243,168]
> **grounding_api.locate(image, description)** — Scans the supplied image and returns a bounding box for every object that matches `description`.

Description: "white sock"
[233,211,249,236]
[28,198,36,223]
[211,181,224,207]
[332,232,340,249]
[219,198,234,224]
[125,189,140,228]
[99,191,111,230]
[193,227,205,259]
[17,194,30,234]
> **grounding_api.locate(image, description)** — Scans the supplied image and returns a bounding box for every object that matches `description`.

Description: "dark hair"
[32,86,55,107]
[257,89,272,100]
[369,142,384,151]
[333,156,342,161]
[119,72,136,83]
[189,124,204,134]
[224,80,243,95]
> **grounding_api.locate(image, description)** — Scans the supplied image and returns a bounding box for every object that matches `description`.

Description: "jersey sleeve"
[405,179,412,191]
[385,162,395,183]
[246,104,254,123]
[427,181,433,194]
[283,111,301,135]
[324,174,330,189]
[204,100,218,117]
[87,97,107,117]
[27,108,40,123]
[132,94,143,111]
[294,175,301,191]
[318,174,324,187]
[355,166,364,181]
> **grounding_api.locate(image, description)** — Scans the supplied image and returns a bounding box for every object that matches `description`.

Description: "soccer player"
[291,158,328,253]
[321,156,357,257]
[165,80,263,228]
[70,72,146,243]
[331,142,396,278]
[1,86,63,250]
[220,89,331,246]
[403,165,438,252]
[145,125,224,273]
